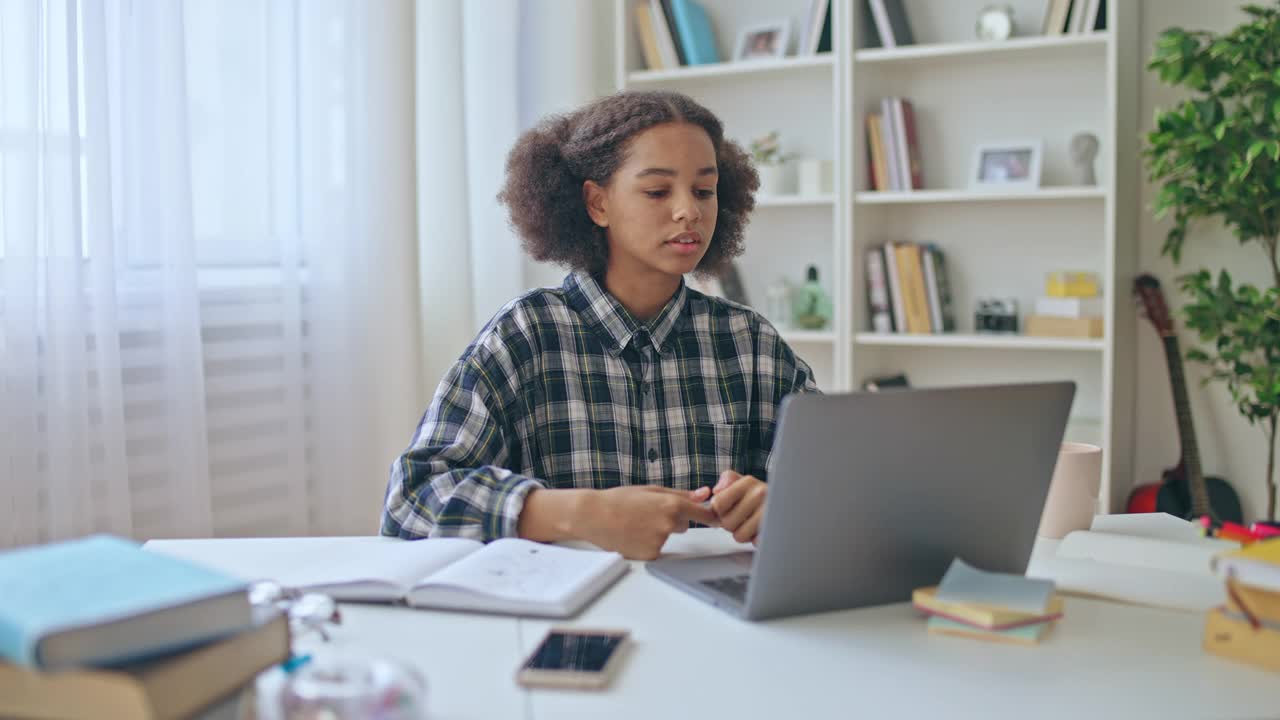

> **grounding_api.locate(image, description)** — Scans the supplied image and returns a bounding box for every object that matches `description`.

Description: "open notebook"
[143,536,628,619]
[1026,513,1237,613]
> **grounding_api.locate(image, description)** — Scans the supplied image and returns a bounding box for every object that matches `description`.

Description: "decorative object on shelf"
[862,373,910,392]
[793,265,832,330]
[1024,315,1102,339]
[1045,271,1098,298]
[974,298,1018,334]
[975,4,1014,42]
[734,19,790,61]
[749,131,795,196]
[969,140,1042,191]
[797,158,833,195]
[864,0,915,49]
[765,278,794,330]
[1143,5,1280,520]
[1069,132,1099,186]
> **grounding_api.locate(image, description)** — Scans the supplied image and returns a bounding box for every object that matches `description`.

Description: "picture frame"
[968,140,1043,191]
[733,19,790,61]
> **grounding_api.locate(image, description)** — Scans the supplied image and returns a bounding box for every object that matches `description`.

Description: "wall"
[1135,0,1274,520]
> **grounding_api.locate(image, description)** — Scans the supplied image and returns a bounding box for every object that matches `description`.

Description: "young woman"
[381,90,817,560]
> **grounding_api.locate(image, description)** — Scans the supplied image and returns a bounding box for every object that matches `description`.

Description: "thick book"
[867,0,914,48]
[669,0,719,66]
[1212,539,1280,592]
[922,245,956,332]
[866,113,889,191]
[650,0,682,68]
[881,241,907,333]
[0,610,287,720]
[879,98,902,191]
[1203,607,1280,673]
[800,0,831,55]
[145,536,629,618]
[897,99,924,190]
[0,535,251,670]
[1026,513,1237,612]
[893,242,931,333]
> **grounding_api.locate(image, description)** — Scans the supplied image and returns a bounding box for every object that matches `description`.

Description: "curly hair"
[497,90,758,278]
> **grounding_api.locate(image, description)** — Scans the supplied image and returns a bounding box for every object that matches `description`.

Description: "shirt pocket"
[689,422,750,488]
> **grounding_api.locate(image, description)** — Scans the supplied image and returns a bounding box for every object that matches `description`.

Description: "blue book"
[670,0,720,65]
[0,535,250,670]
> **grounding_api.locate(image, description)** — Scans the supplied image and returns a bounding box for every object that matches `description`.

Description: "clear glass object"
[765,278,793,329]
[281,650,428,720]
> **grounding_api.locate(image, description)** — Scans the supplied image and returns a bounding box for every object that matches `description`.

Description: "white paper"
[417,538,622,603]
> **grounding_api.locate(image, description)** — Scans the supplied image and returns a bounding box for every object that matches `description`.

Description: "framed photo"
[734,20,790,61]
[969,140,1043,191]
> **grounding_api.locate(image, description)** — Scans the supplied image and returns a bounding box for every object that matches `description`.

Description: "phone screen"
[523,631,625,673]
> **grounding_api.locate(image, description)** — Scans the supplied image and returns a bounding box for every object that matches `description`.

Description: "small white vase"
[757,162,789,196]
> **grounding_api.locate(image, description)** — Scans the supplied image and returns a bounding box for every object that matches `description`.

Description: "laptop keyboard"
[700,573,751,602]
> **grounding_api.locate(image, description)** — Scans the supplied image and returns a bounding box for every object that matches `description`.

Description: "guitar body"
[1155,473,1243,523]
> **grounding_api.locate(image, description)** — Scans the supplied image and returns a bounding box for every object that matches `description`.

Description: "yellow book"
[633,5,665,70]
[1203,607,1280,673]
[1228,578,1280,622]
[867,114,889,192]
[913,586,1065,630]
[1045,271,1099,298]
[894,243,931,333]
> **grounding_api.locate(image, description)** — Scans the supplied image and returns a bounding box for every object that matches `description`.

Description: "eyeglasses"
[249,581,343,642]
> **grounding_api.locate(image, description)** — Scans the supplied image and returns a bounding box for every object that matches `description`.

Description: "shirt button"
[647,448,658,463]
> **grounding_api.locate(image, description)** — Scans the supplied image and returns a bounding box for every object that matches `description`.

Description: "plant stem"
[1269,415,1278,522]
[1266,234,1280,290]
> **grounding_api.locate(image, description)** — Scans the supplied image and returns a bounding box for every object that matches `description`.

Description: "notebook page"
[145,537,480,598]
[416,538,623,604]
[935,558,1055,615]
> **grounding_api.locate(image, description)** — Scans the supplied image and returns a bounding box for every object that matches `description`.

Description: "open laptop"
[647,382,1075,621]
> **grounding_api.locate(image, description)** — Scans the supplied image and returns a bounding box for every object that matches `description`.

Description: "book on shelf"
[1042,0,1072,36]
[649,0,684,68]
[0,535,251,671]
[880,242,907,333]
[800,0,832,55]
[921,245,956,333]
[145,536,630,619]
[865,0,914,49]
[892,98,923,190]
[0,609,288,720]
[634,4,665,70]
[870,97,921,192]
[865,113,889,191]
[1024,315,1103,339]
[864,246,894,332]
[669,0,719,66]
[893,243,932,333]
[1043,0,1104,35]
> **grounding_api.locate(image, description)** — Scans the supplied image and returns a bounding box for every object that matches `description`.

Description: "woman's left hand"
[709,470,767,545]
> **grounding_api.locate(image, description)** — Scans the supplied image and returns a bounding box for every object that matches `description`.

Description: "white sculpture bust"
[1070,132,1099,186]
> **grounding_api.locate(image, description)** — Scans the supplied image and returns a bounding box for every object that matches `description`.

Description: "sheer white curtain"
[415,0,611,389]
[0,0,420,548]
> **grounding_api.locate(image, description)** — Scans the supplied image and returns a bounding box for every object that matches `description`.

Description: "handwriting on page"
[426,540,618,602]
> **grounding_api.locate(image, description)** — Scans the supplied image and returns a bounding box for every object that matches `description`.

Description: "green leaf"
[1247,140,1267,163]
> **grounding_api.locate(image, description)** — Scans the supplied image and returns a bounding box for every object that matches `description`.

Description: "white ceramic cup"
[797,158,832,195]
[1036,441,1103,539]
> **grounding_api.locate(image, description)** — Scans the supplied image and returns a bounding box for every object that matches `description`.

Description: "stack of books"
[1025,271,1103,339]
[915,559,1063,645]
[632,0,719,70]
[864,97,923,191]
[0,535,290,720]
[1204,538,1280,672]
[1042,0,1106,35]
[864,241,955,335]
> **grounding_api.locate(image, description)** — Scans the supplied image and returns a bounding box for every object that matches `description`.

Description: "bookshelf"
[616,0,1139,510]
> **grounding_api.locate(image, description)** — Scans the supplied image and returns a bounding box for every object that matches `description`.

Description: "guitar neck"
[1162,335,1211,517]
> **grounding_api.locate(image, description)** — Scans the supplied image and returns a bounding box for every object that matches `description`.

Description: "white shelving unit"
[616,0,1139,509]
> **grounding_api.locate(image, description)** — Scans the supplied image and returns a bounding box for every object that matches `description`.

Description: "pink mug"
[1037,442,1103,539]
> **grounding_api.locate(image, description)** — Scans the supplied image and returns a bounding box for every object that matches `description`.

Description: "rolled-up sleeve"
[380,356,542,541]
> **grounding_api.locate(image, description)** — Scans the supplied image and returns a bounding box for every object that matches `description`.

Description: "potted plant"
[1143,3,1280,521]
[749,130,793,196]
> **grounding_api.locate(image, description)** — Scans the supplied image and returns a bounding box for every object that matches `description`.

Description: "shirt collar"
[565,271,688,355]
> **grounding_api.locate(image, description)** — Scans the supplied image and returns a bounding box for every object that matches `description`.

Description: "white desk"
[274,530,1276,720]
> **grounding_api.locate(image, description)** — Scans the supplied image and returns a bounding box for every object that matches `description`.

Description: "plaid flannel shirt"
[381,271,819,541]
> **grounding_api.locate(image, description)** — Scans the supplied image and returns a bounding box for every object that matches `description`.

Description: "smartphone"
[515,627,631,690]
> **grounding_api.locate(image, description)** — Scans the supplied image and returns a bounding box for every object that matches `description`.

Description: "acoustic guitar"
[1126,274,1243,523]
